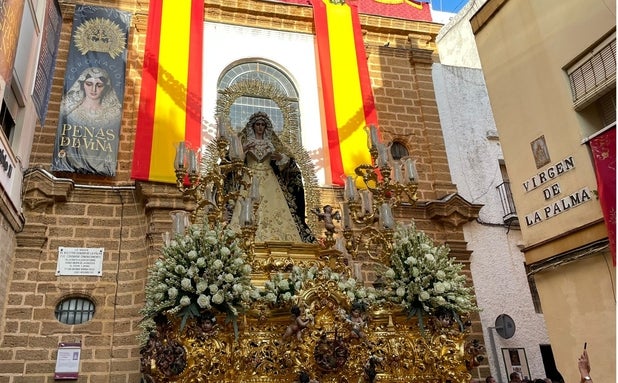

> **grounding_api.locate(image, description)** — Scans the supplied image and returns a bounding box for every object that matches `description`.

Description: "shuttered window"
[568,36,616,110]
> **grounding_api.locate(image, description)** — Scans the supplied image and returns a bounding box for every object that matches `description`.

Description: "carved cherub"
[295,371,320,383]
[198,311,217,334]
[346,301,367,339]
[283,305,313,341]
[311,205,341,235]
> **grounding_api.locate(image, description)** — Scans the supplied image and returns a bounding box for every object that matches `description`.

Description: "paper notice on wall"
[55,343,81,379]
[56,247,104,276]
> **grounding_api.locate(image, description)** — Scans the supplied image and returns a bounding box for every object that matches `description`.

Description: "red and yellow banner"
[131,0,203,183]
[313,0,379,185]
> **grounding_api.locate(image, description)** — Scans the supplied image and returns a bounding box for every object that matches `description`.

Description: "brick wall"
[0,173,150,382]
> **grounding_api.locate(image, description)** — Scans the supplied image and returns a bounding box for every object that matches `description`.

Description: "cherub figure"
[346,301,367,339]
[311,205,341,235]
[295,371,320,383]
[198,311,217,333]
[283,305,313,341]
[434,306,454,329]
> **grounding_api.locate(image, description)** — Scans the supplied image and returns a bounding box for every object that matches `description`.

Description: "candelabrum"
[171,134,260,257]
[332,125,419,264]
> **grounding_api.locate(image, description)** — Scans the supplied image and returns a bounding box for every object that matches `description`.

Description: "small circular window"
[55,297,95,325]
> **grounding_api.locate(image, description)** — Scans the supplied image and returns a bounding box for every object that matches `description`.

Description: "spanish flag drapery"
[131,0,203,183]
[312,0,379,186]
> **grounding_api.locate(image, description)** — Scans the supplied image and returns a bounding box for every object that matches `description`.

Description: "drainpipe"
[487,327,503,383]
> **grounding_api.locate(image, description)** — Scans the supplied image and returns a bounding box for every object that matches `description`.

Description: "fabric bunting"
[131,0,203,183]
[588,126,616,265]
[312,0,379,186]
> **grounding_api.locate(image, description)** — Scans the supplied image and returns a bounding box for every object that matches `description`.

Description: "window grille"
[496,181,518,224]
[55,297,95,325]
[568,37,616,109]
[390,141,409,160]
[218,62,299,133]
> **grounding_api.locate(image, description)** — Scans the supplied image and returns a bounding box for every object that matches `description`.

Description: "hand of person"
[272,152,283,161]
[578,350,591,382]
[243,141,256,151]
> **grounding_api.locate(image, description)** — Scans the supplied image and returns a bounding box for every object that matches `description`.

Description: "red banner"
[588,126,616,265]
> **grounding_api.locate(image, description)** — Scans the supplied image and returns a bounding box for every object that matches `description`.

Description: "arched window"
[218,62,299,134]
[390,141,409,160]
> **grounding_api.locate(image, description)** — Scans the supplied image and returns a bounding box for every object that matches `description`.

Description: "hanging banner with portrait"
[51,5,131,176]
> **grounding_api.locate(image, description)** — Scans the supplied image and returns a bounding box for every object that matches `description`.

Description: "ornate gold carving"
[141,282,475,382]
[73,17,126,59]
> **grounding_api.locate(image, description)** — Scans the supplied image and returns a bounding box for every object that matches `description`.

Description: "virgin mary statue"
[230,111,315,243]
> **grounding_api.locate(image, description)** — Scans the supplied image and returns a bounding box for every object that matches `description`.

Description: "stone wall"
[0,170,151,382]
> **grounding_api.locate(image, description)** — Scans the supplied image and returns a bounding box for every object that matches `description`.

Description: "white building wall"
[435,0,484,69]
[433,58,552,383]
[0,0,46,322]
[202,23,326,185]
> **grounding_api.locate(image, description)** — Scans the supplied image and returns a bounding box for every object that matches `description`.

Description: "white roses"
[383,224,478,319]
[142,222,257,329]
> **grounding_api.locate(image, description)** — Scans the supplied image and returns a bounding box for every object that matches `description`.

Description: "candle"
[340,202,352,229]
[353,262,363,280]
[217,119,227,139]
[174,142,186,170]
[170,210,189,235]
[343,175,358,202]
[204,182,216,204]
[359,190,373,216]
[335,237,347,253]
[161,232,170,246]
[379,203,395,229]
[240,197,253,227]
[391,160,403,183]
[187,149,198,175]
[403,157,418,183]
[229,134,243,161]
[376,142,390,168]
[365,125,380,148]
[250,177,261,202]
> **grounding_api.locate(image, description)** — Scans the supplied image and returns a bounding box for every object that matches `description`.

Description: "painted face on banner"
[83,78,106,102]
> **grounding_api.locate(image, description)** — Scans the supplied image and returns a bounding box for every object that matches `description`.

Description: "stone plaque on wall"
[56,247,104,276]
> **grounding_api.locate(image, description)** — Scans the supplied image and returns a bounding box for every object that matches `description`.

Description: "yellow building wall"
[471,0,616,381]
[535,251,615,383]
[472,0,614,248]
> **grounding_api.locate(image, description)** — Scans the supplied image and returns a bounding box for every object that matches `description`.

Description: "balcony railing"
[496,181,518,225]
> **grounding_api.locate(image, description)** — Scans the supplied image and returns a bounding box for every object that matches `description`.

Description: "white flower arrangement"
[383,223,478,329]
[142,222,258,331]
[261,265,383,308]
[261,265,308,306]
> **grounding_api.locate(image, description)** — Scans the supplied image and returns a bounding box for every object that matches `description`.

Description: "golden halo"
[73,17,126,59]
